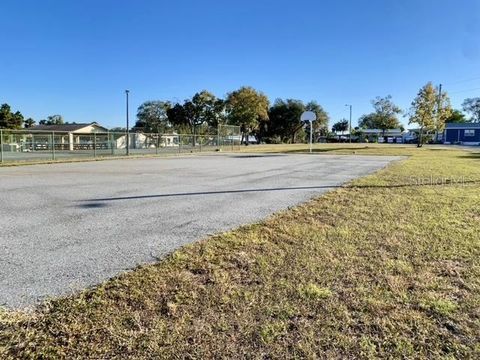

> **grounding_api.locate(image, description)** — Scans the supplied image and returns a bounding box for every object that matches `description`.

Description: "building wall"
[445,128,480,144]
[74,125,108,134]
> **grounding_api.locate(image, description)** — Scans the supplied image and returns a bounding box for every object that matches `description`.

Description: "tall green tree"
[226,86,269,144]
[24,118,36,128]
[39,115,64,125]
[267,100,329,143]
[434,90,452,134]
[445,109,467,123]
[332,119,349,134]
[135,101,172,133]
[167,91,225,137]
[358,95,402,135]
[268,99,306,143]
[408,82,451,147]
[462,97,480,122]
[0,103,24,129]
[305,101,329,137]
[167,103,190,133]
[191,90,225,131]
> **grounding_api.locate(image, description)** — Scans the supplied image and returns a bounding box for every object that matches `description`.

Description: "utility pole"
[436,84,442,143]
[125,90,130,156]
[0,129,3,163]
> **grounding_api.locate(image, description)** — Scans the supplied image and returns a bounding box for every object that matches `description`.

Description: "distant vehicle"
[403,135,416,144]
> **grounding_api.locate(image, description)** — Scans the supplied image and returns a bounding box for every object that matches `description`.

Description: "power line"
[443,76,480,86]
[448,87,480,95]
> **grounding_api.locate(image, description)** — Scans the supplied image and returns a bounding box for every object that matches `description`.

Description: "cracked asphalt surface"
[0,153,401,308]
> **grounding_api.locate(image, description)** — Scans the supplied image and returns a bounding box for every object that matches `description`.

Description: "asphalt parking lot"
[0,153,401,308]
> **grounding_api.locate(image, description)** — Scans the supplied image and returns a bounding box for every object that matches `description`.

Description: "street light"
[345,104,352,143]
[125,90,130,156]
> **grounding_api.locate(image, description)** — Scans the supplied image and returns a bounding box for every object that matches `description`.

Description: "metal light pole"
[309,120,313,153]
[125,90,130,156]
[345,104,352,143]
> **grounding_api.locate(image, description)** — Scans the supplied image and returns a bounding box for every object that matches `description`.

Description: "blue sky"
[1,0,480,128]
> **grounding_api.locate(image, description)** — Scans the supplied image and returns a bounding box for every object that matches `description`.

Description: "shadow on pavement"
[79,179,480,204]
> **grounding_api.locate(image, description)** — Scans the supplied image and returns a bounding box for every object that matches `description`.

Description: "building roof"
[29,122,107,132]
[360,128,404,135]
[445,122,480,129]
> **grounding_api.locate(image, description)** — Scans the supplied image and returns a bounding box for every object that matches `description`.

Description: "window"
[464,129,475,137]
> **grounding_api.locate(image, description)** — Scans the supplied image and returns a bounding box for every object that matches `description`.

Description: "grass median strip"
[1,146,479,358]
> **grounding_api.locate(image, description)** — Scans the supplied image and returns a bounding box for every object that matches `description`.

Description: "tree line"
[0,105,68,129]
[330,82,480,146]
[2,84,479,146]
[133,86,330,144]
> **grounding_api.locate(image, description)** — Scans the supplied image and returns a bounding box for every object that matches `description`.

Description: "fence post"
[93,133,97,158]
[52,131,56,160]
[0,129,3,163]
[110,132,114,155]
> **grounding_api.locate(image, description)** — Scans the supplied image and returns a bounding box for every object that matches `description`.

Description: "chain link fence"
[0,127,242,164]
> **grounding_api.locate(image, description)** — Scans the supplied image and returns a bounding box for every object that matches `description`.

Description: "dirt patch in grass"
[1,146,480,358]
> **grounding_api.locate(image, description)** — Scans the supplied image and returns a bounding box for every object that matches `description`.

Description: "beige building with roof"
[28,122,109,151]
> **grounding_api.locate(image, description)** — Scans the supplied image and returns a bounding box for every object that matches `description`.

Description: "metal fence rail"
[0,129,242,164]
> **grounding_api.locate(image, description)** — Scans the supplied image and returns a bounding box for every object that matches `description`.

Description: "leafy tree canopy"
[167,91,225,134]
[332,119,349,133]
[462,97,480,122]
[39,115,64,125]
[408,83,452,132]
[191,90,225,130]
[268,99,305,143]
[408,82,452,146]
[445,109,467,123]
[267,99,330,143]
[135,101,171,133]
[358,95,402,133]
[226,86,269,136]
[0,103,24,129]
[24,118,36,128]
[305,101,329,136]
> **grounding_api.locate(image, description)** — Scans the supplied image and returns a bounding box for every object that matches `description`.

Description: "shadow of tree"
[79,179,480,204]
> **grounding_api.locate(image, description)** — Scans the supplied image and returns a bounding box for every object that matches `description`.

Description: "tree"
[226,86,269,144]
[305,101,329,138]
[358,95,402,135]
[445,109,467,123]
[191,90,225,132]
[0,103,24,129]
[24,118,36,128]
[267,99,329,143]
[135,101,171,133]
[167,91,225,141]
[332,119,349,134]
[462,97,480,122]
[434,90,452,135]
[39,114,64,125]
[357,113,377,129]
[167,102,191,133]
[268,99,306,143]
[408,82,451,147]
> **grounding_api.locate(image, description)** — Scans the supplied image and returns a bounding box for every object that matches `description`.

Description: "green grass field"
[1,145,479,359]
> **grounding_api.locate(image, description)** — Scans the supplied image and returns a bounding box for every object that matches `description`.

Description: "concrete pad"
[0,153,401,308]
